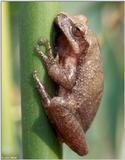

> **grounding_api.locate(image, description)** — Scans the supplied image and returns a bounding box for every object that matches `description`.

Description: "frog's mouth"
[54,13,81,55]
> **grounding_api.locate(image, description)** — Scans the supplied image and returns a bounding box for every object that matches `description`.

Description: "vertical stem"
[2,2,15,156]
[20,2,62,159]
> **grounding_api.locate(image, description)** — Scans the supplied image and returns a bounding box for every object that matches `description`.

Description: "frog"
[33,12,104,156]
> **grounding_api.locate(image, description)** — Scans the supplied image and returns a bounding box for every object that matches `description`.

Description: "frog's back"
[72,29,104,132]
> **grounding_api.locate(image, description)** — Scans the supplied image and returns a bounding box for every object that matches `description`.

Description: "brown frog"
[33,12,104,156]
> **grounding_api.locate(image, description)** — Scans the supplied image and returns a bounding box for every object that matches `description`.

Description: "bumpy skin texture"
[33,12,104,156]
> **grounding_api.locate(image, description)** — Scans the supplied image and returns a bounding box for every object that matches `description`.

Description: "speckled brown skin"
[33,12,103,156]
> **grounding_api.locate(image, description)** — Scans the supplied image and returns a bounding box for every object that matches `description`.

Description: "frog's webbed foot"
[37,39,54,60]
[35,39,57,68]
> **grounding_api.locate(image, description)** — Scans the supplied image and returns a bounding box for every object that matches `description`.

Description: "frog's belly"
[72,61,104,131]
[77,89,103,132]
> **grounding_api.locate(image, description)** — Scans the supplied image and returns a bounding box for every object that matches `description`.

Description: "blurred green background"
[2,1,124,159]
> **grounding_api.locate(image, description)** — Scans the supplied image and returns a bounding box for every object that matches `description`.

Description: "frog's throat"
[55,13,88,55]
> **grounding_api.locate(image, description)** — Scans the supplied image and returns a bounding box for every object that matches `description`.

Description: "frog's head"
[55,12,89,55]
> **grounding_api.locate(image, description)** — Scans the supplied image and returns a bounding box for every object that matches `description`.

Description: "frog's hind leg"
[48,97,88,156]
[33,70,51,107]
[33,71,88,155]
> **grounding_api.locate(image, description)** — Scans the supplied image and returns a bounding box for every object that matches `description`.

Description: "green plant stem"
[20,2,62,159]
[2,2,15,156]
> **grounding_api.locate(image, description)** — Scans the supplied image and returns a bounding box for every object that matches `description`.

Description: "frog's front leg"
[35,39,76,89]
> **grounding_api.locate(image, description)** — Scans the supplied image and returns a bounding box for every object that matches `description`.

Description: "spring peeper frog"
[33,12,104,156]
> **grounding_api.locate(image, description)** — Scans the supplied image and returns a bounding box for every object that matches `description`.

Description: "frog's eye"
[72,27,82,37]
